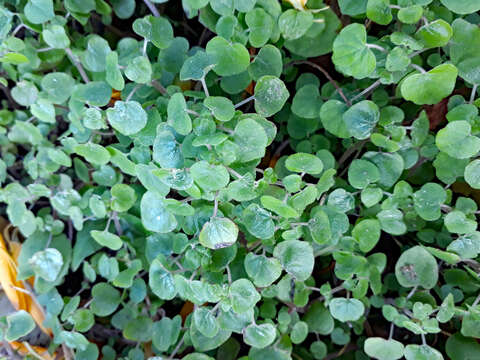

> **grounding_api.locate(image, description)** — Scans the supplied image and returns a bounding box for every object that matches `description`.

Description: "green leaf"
[125,55,152,84]
[413,183,447,221]
[106,51,125,90]
[352,219,381,253]
[167,92,192,135]
[90,282,121,316]
[446,333,480,360]
[229,278,261,313]
[367,0,392,25]
[41,72,75,104]
[364,337,405,360]
[243,323,276,349]
[320,100,350,138]
[401,64,458,105]
[232,118,268,162]
[245,8,273,47]
[436,121,480,159]
[445,211,477,234]
[193,307,220,338]
[141,191,177,233]
[133,15,173,49]
[415,20,453,48]
[204,96,235,122]
[5,311,35,341]
[29,248,63,282]
[82,36,110,72]
[261,195,299,219]
[291,84,323,119]
[43,25,70,49]
[106,101,147,135]
[254,76,290,117]
[248,45,283,81]
[447,232,480,259]
[111,183,136,212]
[285,153,323,175]
[395,246,438,289]
[244,253,282,287]
[74,143,111,166]
[329,298,365,322]
[31,99,55,123]
[152,316,182,351]
[332,23,376,79]
[91,230,123,250]
[273,240,314,281]
[24,0,54,24]
[279,9,313,41]
[153,128,184,169]
[242,203,275,239]
[180,51,215,81]
[199,217,238,249]
[206,36,250,76]
[451,19,480,85]
[149,258,176,300]
[11,81,38,106]
[343,100,380,140]
[191,160,230,191]
[404,344,443,360]
[439,0,480,14]
[398,5,423,24]
[348,159,380,189]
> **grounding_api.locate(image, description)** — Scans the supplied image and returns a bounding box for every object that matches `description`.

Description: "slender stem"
[410,63,427,74]
[125,84,140,102]
[234,95,255,109]
[11,23,25,36]
[288,60,352,106]
[406,285,418,300]
[142,39,148,55]
[36,47,54,52]
[200,77,210,97]
[169,334,186,359]
[409,49,428,58]
[143,0,160,17]
[186,109,200,116]
[227,167,244,179]
[350,80,382,103]
[389,4,401,9]
[472,293,480,307]
[366,43,388,52]
[421,333,427,345]
[22,342,45,360]
[226,265,232,284]
[470,84,478,104]
[389,323,395,339]
[212,192,219,217]
[65,48,90,83]
[151,79,168,95]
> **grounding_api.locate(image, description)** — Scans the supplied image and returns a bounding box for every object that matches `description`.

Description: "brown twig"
[287,60,351,106]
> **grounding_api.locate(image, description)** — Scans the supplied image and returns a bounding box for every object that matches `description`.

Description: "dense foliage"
[1,0,480,359]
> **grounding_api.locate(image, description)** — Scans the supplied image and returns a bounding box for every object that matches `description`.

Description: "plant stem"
[169,333,186,359]
[288,60,352,106]
[410,63,427,74]
[151,79,168,95]
[125,84,140,102]
[470,84,478,104]
[366,43,387,52]
[143,0,160,17]
[234,95,255,109]
[65,48,90,83]
[200,77,210,97]
[350,80,382,103]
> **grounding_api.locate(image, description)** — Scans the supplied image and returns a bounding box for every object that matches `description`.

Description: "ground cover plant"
[1,0,480,359]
